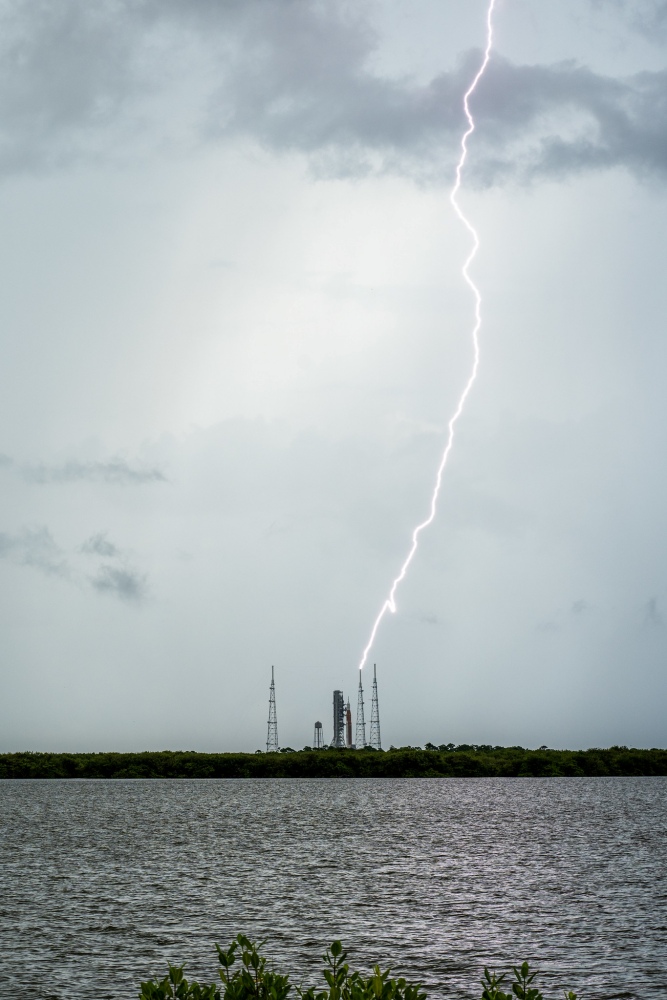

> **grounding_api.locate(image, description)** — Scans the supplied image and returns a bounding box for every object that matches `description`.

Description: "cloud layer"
[0,0,666,184]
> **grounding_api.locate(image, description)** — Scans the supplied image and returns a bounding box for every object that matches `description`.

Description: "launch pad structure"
[331,689,345,748]
[265,664,382,751]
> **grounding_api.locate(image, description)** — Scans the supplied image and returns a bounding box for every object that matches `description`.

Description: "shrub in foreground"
[138,935,577,1000]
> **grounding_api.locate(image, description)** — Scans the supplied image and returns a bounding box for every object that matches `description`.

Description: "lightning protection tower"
[369,663,381,750]
[355,673,366,748]
[331,689,346,747]
[313,721,324,748]
[266,666,279,753]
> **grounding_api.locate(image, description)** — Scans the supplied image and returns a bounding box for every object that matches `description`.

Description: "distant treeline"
[1,744,666,779]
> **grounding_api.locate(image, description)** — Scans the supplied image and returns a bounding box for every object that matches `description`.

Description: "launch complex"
[266,665,382,752]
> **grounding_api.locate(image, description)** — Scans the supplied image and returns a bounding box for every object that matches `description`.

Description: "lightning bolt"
[358,0,496,672]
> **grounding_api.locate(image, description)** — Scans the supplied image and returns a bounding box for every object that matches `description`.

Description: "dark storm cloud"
[0,526,69,577]
[212,37,667,185]
[90,564,147,602]
[204,2,467,167]
[469,57,667,185]
[0,453,165,484]
[1,0,667,185]
[0,0,140,172]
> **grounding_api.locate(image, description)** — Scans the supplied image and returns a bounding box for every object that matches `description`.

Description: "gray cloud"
[24,458,166,485]
[537,620,561,634]
[0,453,165,484]
[468,57,667,185]
[82,531,147,603]
[0,0,665,185]
[593,1,667,39]
[0,526,69,578]
[644,597,663,627]
[0,523,147,601]
[204,3,466,169]
[0,0,256,173]
[81,531,119,557]
[90,564,147,602]
[0,1,139,172]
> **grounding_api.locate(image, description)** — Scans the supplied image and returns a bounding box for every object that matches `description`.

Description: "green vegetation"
[1,744,665,778]
[138,935,576,1000]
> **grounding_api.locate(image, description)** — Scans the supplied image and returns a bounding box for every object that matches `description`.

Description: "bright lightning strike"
[358,0,496,672]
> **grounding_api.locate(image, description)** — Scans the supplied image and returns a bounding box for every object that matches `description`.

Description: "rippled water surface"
[1,778,665,999]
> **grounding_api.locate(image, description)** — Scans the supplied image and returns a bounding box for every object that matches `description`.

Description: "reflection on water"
[1,777,665,999]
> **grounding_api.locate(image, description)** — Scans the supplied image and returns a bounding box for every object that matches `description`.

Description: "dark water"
[1,778,665,1000]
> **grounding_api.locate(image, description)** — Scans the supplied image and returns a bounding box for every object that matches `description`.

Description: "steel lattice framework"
[369,664,381,750]
[355,673,366,748]
[266,666,279,752]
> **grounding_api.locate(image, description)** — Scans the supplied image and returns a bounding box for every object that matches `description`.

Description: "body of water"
[1,777,665,999]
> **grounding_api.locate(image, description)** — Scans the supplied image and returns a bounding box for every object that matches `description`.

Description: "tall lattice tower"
[266,666,279,752]
[369,663,381,749]
[355,673,366,748]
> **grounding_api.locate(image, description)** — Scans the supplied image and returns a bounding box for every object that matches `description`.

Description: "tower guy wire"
[266,665,279,753]
[369,664,381,750]
[355,672,366,748]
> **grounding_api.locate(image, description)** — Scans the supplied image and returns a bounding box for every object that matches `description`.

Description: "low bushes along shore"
[1,745,665,779]
[139,935,577,1000]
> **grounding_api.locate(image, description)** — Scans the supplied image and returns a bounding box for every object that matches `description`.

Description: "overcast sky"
[1,0,667,753]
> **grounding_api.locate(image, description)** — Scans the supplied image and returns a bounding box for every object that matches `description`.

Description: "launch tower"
[331,689,345,747]
[345,698,353,748]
